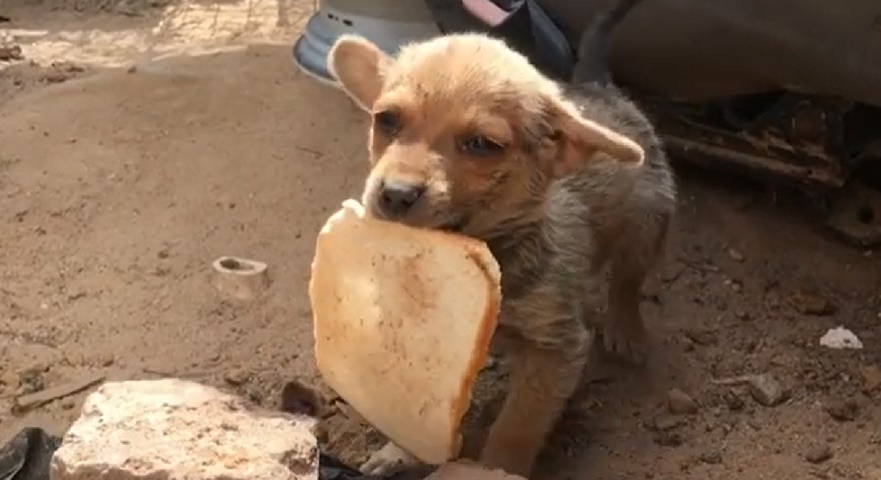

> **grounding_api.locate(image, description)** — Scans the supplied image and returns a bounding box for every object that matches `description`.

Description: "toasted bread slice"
[309,199,501,464]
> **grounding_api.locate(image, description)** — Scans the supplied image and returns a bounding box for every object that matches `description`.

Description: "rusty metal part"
[823,181,881,247]
[638,92,856,189]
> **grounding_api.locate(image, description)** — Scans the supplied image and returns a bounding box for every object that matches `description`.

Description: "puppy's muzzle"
[377,180,425,219]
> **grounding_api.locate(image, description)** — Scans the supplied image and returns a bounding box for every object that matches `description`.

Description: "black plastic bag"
[0,428,60,480]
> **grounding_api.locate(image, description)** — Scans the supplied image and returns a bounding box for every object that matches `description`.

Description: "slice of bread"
[309,199,501,465]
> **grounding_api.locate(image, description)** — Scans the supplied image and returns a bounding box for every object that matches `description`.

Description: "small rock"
[683,328,718,347]
[698,450,723,464]
[824,398,859,422]
[805,443,833,464]
[727,248,745,262]
[280,379,325,417]
[99,354,116,367]
[667,388,699,414]
[61,397,78,410]
[652,430,685,447]
[0,44,23,61]
[50,379,318,480]
[649,414,687,432]
[734,309,750,320]
[18,368,46,395]
[722,389,745,411]
[63,353,85,367]
[860,365,881,393]
[746,374,787,406]
[1,369,20,392]
[223,368,251,386]
[789,290,837,316]
[42,71,71,84]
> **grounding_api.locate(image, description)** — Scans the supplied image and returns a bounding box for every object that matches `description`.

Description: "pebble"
[652,431,685,447]
[824,398,859,422]
[727,248,745,262]
[1,369,20,392]
[698,450,723,464]
[789,290,837,316]
[746,374,787,406]
[805,443,833,464]
[861,365,881,393]
[667,388,699,414]
[650,414,687,432]
[223,368,251,386]
[722,389,745,411]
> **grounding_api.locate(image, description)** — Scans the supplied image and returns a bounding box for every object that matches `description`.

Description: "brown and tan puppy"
[326,13,675,478]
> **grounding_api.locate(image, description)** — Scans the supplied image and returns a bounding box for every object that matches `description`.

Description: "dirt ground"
[1,1,880,479]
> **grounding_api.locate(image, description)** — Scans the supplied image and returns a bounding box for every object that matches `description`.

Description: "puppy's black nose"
[378,180,425,218]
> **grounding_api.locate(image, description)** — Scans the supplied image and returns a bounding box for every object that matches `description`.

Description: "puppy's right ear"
[328,35,391,111]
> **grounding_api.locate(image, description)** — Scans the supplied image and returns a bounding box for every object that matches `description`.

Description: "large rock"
[51,378,318,480]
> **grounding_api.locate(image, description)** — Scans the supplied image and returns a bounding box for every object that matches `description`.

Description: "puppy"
[326,2,674,476]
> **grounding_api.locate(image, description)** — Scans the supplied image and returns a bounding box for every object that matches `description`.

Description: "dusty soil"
[1,1,879,479]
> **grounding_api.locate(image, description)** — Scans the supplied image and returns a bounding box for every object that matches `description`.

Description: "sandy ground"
[1,1,880,479]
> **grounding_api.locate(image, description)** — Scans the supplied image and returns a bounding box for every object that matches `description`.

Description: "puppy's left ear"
[327,35,391,111]
[549,98,645,177]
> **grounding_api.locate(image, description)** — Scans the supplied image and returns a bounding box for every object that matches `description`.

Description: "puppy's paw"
[479,436,534,478]
[601,319,648,365]
[360,442,421,476]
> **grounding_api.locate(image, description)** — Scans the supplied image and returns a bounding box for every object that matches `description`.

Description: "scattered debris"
[789,290,837,316]
[648,414,687,432]
[727,248,745,262]
[721,389,745,411]
[12,373,105,414]
[211,256,270,301]
[51,379,318,480]
[0,369,20,393]
[805,443,833,464]
[823,398,859,422]
[667,388,699,414]
[860,365,881,393]
[713,374,787,406]
[824,180,881,247]
[18,368,47,396]
[0,44,23,62]
[819,326,863,349]
[698,450,723,465]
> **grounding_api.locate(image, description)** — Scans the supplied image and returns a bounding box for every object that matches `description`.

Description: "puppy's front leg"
[479,332,588,477]
[360,442,421,476]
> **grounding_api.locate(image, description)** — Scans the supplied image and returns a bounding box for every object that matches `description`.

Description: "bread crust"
[309,199,501,463]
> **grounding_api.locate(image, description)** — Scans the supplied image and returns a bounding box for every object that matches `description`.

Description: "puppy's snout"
[378,180,425,218]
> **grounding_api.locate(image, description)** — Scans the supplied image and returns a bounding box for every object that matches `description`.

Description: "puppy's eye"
[373,110,402,135]
[459,136,504,157]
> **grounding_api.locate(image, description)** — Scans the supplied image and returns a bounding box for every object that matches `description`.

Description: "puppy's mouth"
[366,204,468,234]
[438,217,468,234]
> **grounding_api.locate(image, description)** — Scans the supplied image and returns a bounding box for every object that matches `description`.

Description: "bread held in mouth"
[309,199,502,464]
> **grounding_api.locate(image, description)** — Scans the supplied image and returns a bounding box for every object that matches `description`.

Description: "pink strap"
[461,0,514,27]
